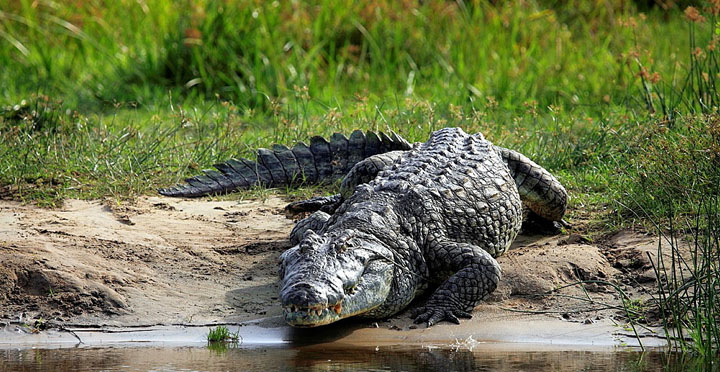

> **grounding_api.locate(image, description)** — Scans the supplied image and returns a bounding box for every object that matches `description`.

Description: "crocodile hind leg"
[285,150,407,215]
[493,146,568,222]
[411,240,501,327]
[289,211,330,245]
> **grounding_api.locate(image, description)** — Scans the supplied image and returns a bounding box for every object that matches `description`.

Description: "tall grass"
[609,6,720,359]
[649,198,720,361]
[631,4,720,120]
[0,1,687,111]
[0,1,713,225]
[613,114,720,226]
[612,7,720,358]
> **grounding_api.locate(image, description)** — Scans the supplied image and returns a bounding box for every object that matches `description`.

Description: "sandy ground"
[0,195,673,347]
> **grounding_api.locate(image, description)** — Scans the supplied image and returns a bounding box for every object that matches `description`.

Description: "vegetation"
[206,325,240,344]
[650,199,720,363]
[0,0,710,215]
[1,0,719,358]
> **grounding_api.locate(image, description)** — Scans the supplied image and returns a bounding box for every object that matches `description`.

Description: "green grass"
[0,1,714,221]
[0,91,632,209]
[1,1,682,110]
[649,198,720,362]
[611,114,720,226]
[206,325,240,344]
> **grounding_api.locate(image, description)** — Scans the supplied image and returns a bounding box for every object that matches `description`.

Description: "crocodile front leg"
[285,194,343,214]
[412,240,501,327]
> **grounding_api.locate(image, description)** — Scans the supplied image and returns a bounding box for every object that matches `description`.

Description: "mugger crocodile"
[159,128,568,327]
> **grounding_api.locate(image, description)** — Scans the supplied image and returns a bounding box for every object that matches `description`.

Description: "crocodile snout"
[282,282,325,306]
[283,281,345,304]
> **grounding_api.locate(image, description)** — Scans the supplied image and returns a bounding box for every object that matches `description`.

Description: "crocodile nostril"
[281,282,327,307]
[326,290,344,305]
[343,284,357,295]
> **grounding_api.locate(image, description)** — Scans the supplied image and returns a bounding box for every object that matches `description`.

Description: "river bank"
[0,196,672,348]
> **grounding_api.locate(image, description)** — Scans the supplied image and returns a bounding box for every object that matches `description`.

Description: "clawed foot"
[410,305,473,327]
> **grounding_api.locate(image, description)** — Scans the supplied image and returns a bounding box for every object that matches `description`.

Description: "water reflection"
[0,346,698,372]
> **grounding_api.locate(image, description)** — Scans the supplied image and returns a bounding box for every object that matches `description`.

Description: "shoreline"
[0,196,673,351]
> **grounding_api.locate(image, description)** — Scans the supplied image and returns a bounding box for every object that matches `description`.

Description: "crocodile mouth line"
[283,302,343,317]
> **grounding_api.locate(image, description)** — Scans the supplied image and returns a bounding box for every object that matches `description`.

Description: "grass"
[0,1,696,212]
[648,198,720,362]
[1,1,681,110]
[1,0,720,358]
[610,114,720,229]
[0,1,701,214]
[206,325,240,344]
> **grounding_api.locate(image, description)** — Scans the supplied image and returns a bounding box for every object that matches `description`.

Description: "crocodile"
[159,128,568,327]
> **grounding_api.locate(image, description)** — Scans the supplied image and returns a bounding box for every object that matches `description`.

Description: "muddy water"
[0,320,684,371]
[0,345,686,372]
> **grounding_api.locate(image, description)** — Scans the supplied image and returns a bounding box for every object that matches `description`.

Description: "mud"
[0,195,675,346]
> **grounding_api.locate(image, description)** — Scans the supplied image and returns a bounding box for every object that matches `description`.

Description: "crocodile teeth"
[286,304,333,317]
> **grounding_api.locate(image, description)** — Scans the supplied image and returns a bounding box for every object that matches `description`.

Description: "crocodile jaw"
[282,260,393,327]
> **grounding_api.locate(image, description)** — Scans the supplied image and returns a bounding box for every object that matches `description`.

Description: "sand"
[0,195,673,347]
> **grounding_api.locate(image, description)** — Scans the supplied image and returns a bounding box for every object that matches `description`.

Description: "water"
[0,345,690,372]
[0,322,702,371]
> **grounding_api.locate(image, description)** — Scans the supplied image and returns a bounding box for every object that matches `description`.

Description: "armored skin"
[161,128,568,327]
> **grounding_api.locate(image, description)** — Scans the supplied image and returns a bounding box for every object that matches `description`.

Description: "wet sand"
[0,314,665,350]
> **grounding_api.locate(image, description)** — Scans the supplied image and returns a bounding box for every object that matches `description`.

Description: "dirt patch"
[0,196,675,330]
[0,196,291,325]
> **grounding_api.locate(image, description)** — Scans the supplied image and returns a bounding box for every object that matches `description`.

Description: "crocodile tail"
[158,130,412,197]
[493,146,568,221]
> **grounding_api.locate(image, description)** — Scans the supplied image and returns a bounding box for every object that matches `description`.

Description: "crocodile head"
[278,229,394,327]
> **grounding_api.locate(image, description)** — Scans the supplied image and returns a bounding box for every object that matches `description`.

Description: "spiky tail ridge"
[493,146,568,222]
[158,130,412,197]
